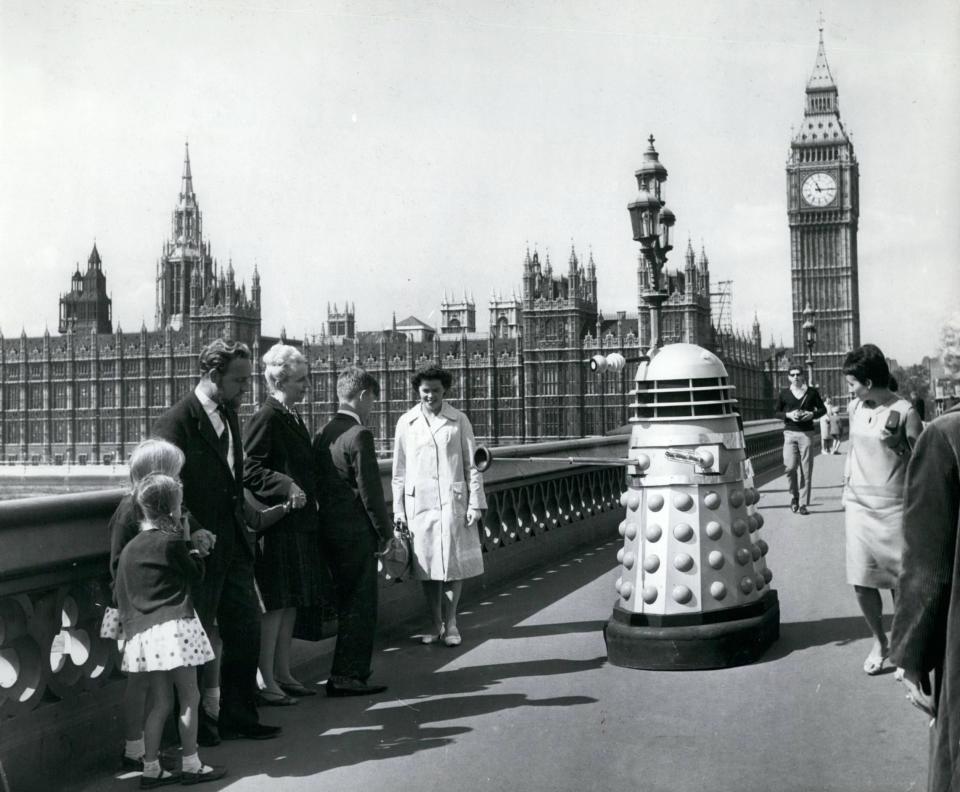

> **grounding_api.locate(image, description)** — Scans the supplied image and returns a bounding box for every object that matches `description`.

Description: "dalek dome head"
[643,343,728,381]
[631,343,739,424]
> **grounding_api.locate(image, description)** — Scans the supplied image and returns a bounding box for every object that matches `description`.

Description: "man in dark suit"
[314,366,392,696]
[153,338,280,741]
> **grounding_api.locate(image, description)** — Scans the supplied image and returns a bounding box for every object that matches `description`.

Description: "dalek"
[476,343,779,670]
[601,342,779,669]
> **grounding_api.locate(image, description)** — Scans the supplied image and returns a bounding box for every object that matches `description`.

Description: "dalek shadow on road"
[475,342,779,670]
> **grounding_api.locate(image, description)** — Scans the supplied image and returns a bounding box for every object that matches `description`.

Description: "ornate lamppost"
[802,302,817,385]
[628,135,676,357]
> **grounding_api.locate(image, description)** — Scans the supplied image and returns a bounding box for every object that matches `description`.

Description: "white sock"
[182,752,202,773]
[142,759,161,778]
[201,687,220,719]
[124,737,145,759]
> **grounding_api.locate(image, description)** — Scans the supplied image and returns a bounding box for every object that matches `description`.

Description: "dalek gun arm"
[473,445,639,474]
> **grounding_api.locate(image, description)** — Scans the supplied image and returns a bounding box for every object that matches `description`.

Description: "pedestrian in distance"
[243,343,323,705]
[392,365,487,647]
[820,398,833,455]
[114,473,225,788]
[841,344,921,676]
[775,365,827,515]
[890,401,960,792]
[153,338,281,742]
[313,366,392,697]
[828,402,843,454]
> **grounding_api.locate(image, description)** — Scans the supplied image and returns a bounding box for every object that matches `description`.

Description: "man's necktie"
[215,404,231,460]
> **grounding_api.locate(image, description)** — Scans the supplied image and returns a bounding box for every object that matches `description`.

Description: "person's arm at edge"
[890,423,959,685]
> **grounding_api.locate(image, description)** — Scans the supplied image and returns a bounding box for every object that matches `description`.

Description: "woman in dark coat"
[890,403,960,792]
[243,343,322,703]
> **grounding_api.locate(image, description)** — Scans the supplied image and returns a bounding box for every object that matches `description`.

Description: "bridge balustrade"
[0,423,785,755]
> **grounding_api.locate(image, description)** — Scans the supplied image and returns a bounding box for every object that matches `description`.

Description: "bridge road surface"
[81,451,930,792]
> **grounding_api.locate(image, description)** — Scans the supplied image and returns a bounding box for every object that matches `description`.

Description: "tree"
[940,311,960,380]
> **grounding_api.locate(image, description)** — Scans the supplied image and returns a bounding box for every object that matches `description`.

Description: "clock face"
[801,172,838,207]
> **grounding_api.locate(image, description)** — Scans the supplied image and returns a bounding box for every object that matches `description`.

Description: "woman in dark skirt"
[244,343,323,703]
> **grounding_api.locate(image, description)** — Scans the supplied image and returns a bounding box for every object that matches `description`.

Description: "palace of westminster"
[0,33,859,463]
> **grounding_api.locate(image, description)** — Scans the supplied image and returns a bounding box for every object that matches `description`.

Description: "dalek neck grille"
[630,376,740,421]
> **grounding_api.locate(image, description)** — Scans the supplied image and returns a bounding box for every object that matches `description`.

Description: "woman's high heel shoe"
[421,625,445,645]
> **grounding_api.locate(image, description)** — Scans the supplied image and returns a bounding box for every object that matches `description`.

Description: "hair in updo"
[134,474,183,533]
[262,343,307,393]
[842,344,891,388]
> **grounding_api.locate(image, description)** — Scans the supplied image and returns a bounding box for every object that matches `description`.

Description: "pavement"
[79,449,930,792]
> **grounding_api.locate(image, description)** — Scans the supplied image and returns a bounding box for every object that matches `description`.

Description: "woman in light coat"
[392,365,486,647]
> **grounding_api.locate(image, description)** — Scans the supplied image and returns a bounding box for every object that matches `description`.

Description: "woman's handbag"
[99,606,124,640]
[378,522,413,581]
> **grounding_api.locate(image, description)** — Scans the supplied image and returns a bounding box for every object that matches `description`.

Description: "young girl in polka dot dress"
[115,473,226,788]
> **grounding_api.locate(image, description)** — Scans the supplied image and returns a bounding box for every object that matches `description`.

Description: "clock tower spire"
[786,22,860,404]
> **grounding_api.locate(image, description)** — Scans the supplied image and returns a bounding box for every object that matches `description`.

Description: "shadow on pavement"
[760,615,894,663]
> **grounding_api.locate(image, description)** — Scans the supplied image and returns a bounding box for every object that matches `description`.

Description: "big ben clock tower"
[786,24,860,404]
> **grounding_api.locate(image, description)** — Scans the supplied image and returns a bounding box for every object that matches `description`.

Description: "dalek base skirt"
[604,590,780,670]
[604,343,781,670]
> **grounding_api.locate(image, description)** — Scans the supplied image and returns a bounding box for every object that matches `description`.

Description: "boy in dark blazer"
[314,366,392,696]
[152,339,281,741]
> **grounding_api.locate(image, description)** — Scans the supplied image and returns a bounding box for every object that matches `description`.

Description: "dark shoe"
[218,720,282,741]
[278,681,317,697]
[180,764,228,785]
[799,505,809,515]
[325,679,388,698]
[121,752,144,772]
[197,711,220,747]
[256,690,298,707]
[139,770,181,789]
[790,499,799,513]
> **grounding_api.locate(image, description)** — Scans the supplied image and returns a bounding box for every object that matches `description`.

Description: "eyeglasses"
[788,372,803,377]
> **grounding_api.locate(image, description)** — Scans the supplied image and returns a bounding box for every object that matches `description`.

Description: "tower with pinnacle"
[786,21,860,402]
[154,144,260,348]
[440,292,476,333]
[58,242,112,334]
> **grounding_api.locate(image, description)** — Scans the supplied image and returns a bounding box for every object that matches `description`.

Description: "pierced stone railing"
[0,423,785,734]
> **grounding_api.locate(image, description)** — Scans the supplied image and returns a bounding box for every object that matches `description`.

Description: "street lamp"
[802,302,817,385]
[628,135,675,356]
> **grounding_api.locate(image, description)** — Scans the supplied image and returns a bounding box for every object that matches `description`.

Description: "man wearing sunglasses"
[775,366,827,514]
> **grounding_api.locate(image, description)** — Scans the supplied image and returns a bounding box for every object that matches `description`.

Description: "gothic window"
[101,383,115,407]
[29,385,43,409]
[101,361,115,377]
[5,423,20,443]
[150,381,166,407]
[53,384,68,409]
[449,318,461,329]
[52,363,66,378]
[53,421,66,442]
[78,420,92,443]
[77,362,90,377]
[29,421,43,443]
[175,357,192,374]
[125,420,141,442]
[124,382,140,407]
[544,319,557,340]
[497,369,515,394]
[389,374,407,401]
[78,383,91,408]
[497,316,509,338]
[102,421,116,442]
[29,364,42,378]
[149,359,164,375]
[470,370,485,395]
[4,386,20,409]
[124,361,140,377]
[542,366,559,396]
[175,379,191,400]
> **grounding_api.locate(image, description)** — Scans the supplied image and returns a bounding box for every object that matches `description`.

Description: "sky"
[1,0,957,365]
